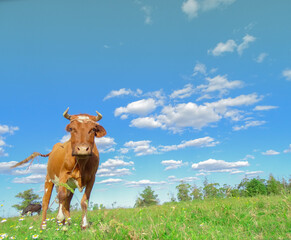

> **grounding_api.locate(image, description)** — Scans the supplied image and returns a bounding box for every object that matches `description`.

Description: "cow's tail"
[10,152,50,168]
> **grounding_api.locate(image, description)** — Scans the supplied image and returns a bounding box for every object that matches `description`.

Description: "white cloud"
[197,75,243,95]
[0,161,18,174]
[262,150,280,156]
[209,39,237,56]
[0,147,8,157]
[97,168,132,177]
[125,179,167,188]
[206,93,261,110]
[12,164,47,175]
[282,69,291,81]
[160,93,260,131]
[253,105,278,111]
[141,6,152,24]
[104,88,142,100]
[193,63,207,76]
[96,178,123,185]
[283,144,291,153]
[196,172,209,176]
[0,124,19,157]
[0,125,19,135]
[60,134,70,143]
[230,170,244,175]
[144,90,166,102]
[159,137,219,152]
[237,34,256,55]
[223,109,243,121]
[130,117,164,129]
[121,137,217,156]
[233,120,266,131]
[120,115,128,120]
[255,53,268,63]
[114,98,158,117]
[100,158,134,168]
[181,0,199,19]
[95,137,117,153]
[158,102,221,131]
[97,156,134,177]
[13,174,46,184]
[0,138,5,147]
[201,0,236,11]
[168,175,199,182]
[209,34,255,56]
[191,159,249,172]
[245,171,263,177]
[161,160,188,170]
[182,0,236,19]
[124,140,157,156]
[242,154,255,161]
[135,1,153,25]
[127,93,261,132]
[170,84,195,99]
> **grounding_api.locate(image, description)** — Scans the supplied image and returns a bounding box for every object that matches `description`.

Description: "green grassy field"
[1,195,290,240]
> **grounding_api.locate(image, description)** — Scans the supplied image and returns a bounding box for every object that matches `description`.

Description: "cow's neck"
[75,156,90,172]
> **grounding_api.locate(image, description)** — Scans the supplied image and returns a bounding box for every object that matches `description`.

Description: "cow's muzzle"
[72,144,92,156]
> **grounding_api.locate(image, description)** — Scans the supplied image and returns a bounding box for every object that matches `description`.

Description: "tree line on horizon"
[134,174,291,207]
[10,174,291,212]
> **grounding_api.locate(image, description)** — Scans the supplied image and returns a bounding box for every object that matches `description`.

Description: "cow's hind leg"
[41,175,54,229]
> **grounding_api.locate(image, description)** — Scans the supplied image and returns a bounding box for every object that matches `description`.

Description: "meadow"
[1,194,290,240]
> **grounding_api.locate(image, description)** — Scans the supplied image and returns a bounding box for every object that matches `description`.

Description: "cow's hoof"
[81,225,88,230]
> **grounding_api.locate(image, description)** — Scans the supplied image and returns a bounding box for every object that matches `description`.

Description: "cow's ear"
[95,125,106,138]
[66,124,72,132]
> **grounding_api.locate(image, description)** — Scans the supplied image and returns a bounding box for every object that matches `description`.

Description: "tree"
[168,192,177,202]
[229,188,240,197]
[191,184,203,200]
[135,186,159,207]
[266,174,283,195]
[217,184,234,198]
[245,178,267,197]
[203,183,220,199]
[176,182,192,202]
[238,177,249,197]
[12,189,41,211]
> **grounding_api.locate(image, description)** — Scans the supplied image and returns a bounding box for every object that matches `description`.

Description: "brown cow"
[11,108,106,229]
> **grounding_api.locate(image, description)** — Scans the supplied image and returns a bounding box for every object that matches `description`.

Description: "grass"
[1,194,290,239]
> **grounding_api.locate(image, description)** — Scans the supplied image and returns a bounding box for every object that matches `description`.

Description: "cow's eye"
[70,128,77,133]
[89,128,96,134]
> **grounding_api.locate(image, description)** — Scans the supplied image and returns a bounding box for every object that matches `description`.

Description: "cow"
[22,203,42,216]
[11,108,106,229]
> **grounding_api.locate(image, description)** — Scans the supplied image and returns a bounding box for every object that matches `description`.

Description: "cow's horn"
[95,111,102,121]
[63,107,71,120]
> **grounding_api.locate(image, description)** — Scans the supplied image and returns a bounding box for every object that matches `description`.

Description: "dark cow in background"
[11,108,106,229]
[22,203,41,216]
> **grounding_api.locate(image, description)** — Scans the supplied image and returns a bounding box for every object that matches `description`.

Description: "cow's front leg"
[56,175,71,224]
[80,176,95,230]
[63,191,73,224]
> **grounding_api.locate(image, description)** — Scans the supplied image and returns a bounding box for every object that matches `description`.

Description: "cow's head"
[63,108,106,156]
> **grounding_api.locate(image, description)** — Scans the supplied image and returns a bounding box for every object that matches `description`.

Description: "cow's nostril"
[77,147,80,151]
[86,147,89,151]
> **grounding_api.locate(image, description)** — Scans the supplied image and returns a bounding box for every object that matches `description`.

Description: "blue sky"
[1,0,291,217]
